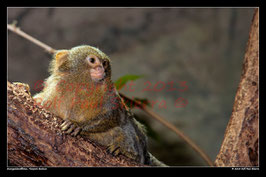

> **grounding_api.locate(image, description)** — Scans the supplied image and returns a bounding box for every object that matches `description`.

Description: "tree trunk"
[215,8,259,166]
[7,81,142,167]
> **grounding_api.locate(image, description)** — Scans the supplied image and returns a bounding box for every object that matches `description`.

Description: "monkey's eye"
[88,57,95,64]
[86,55,101,67]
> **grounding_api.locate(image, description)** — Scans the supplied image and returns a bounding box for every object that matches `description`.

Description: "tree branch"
[7,23,56,54]
[214,8,259,167]
[7,81,142,167]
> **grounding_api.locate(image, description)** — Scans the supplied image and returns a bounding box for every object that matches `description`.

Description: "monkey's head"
[50,45,111,83]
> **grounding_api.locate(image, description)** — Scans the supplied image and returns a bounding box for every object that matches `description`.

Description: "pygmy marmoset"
[33,45,166,166]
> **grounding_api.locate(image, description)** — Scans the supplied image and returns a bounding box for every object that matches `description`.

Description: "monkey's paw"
[106,144,121,156]
[60,120,82,137]
[106,143,139,161]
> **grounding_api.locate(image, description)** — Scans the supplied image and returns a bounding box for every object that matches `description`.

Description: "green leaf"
[114,74,144,90]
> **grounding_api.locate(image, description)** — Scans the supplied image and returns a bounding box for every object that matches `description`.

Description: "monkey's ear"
[54,50,70,72]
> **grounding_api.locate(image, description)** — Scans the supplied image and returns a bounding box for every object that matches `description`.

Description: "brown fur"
[33,45,165,166]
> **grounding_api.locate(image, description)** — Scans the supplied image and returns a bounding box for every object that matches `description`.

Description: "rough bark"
[215,9,259,166]
[7,81,142,167]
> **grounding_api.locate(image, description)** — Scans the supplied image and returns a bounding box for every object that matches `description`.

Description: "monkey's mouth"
[90,66,106,81]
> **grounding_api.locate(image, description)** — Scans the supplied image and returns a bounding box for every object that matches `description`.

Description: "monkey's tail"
[147,152,168,167]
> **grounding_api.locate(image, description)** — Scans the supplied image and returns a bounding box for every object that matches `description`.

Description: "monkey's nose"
[90,65,105,80]
[94,66,103,72]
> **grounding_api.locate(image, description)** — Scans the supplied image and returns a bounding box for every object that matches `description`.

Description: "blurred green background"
[8,8,255,166]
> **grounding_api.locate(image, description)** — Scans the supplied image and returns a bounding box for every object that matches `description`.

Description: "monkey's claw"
[107,145,121,156]
[61,120,72,131]
[71,126,81,137]
[60,120,81,137]
[106,144,139,162]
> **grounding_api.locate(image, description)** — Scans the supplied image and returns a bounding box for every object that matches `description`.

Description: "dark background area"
[7,8,255,166]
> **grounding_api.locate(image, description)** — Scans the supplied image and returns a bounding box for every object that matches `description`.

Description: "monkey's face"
[52,45,111,83]
[86,54,109,82]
